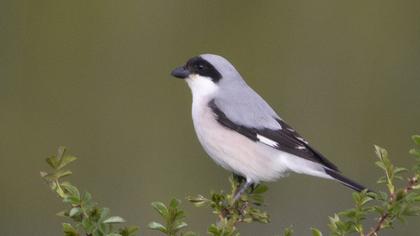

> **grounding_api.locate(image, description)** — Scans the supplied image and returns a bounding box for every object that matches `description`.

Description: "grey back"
[200,54,282,130]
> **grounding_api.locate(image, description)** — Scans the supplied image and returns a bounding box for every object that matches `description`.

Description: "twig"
[366,213,389,236]
[366,176,418,236]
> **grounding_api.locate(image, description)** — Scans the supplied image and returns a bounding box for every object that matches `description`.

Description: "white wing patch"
[256,134,278,148]
[295,145,306,150]
[296,136,308,144]
[257,134,307,151]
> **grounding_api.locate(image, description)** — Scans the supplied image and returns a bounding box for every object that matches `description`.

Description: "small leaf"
[57,155,77,170]
[412,135,420,145]
[409,148,420,157]
[57,146,67,159]
[148,221,166,232]
[208,224,219,235]
[40,172,56,182]
[151,201,169,218]
[375,161,387,171]
[64,195,81,205]
[103,216,125,224]
[311,228,323,236]
[283,226,294,236]
[187,195,209,207]
[69,207,82,217]
[99,207,110,221]
[56,210,67,217]
[40,171,48,178]
[119,226,139,236]
[174,221,188,230]
[63,223,79,236]
[170,198,181,208]
[46,156,59,169]
[55,169,73,179]
[105,234,122,236]
[61,182,80,197]
[252,184,268,194]
[182,231,199,236]
[82,217,95,234]
[412,184,420,190]
[374,145,388,159]
[82,192,92,203]
[394,167,408,174]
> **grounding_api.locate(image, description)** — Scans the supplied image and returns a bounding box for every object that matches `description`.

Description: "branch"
[366,175,419,236]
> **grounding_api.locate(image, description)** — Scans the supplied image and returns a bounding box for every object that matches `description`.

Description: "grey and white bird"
[171,54,367,199]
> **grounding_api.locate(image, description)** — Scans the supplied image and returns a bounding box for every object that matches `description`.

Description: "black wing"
[208,100,339,172]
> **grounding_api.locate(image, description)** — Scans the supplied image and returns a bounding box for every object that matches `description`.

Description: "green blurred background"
[1,1,420,235]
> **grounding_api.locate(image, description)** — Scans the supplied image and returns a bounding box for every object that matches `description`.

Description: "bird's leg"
[233,178,253,202]
[232,173,247,184]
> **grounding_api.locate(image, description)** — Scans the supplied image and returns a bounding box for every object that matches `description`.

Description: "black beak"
[171,66,190,79]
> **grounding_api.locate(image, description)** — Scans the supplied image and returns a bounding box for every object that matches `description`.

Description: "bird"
[171,53,367,200]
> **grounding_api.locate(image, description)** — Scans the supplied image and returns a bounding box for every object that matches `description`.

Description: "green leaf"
[99,207,110,221]
[69,207,82,217]
[151,201,169,218]
[401,206,420,217]
[82,192,92,203]
[283,226,294,236]
[61,182,80,197]
[63,195,81,205]
[208,224,219,235]
[46,155,59,169]
[55,169,73,179]
[182,231,199,236]
[375,161,387,171]
[409,148,420,157]
[119,226,139,236]
[311,228,323,236]
[40,171,48,178]
[57,155,77,170]
[374,145,388,160]
[170,198,181,208]
[81,218,92,232]
[56,210,67,217]
[62,223,79,236]
[103,216,125,224]
[394,167,408,174]
[187,195,209,207]
[252,184,268,194]
[57,146,67,159]
[174,222,188,231]
[105,234,122,236]
[148,221,166,233]
[412,135,420,146]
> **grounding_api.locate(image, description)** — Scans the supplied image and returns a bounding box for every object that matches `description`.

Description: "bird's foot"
[232,179,253,202]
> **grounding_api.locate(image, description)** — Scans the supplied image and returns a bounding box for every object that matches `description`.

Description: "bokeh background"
[1,1,420,235]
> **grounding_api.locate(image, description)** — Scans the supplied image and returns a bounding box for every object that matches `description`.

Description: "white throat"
[186,74,219,105]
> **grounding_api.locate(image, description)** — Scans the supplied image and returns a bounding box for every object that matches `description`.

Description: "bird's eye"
[197,64,205,70]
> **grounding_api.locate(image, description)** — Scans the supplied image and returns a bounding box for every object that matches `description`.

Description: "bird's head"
[171,54,245,99]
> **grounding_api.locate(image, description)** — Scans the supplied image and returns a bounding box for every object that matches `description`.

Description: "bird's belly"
[192,105,288,182]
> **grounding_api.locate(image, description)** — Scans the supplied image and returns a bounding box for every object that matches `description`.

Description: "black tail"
[325,169,369,192]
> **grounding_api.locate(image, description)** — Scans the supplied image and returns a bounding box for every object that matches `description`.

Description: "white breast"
[186,76,281,181]
[194,105,289,181]
[186,75,331,182]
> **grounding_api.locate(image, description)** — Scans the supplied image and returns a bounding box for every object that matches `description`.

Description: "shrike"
[171,54,367,200]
